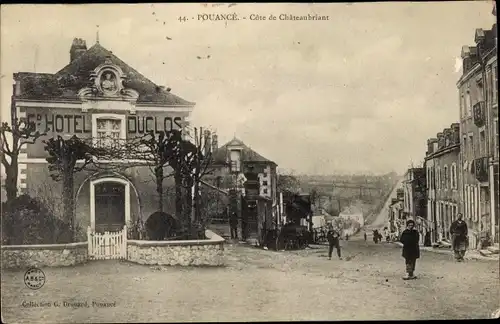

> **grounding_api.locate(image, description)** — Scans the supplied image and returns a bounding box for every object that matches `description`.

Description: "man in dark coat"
[450,213,468,262]
[229,212,238,240]
[327,226,342,260]
[400,219,420,280]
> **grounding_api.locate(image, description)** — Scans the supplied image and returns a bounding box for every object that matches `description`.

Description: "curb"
[393,242,499,261]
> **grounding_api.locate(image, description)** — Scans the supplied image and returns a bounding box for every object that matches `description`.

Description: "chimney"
[451,123,460,144]
[444,128,452,146]
[427,138,437,155]
[436,132,445,150]
[70,38,87,63]
[211,133,218,152]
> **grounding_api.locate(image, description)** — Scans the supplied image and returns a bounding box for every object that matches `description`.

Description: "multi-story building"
[403,167,427,220]
[388,196,404,237]
[210,137,278,201]
[403,167,427,242]
[12,38,194,236]
[210,137,278,240]
[425,124,461,243]
[425,138,437,242]
[457,17,498,248]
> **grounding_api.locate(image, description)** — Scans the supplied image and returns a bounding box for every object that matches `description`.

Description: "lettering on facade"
[127,116,183,134]
[26,113,183,134]
[27,113,92,134]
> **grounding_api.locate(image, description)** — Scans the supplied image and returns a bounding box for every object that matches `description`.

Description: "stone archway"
[75,171,142,232]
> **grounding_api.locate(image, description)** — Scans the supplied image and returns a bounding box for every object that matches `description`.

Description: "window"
[495,118,499,159]
[443,165,448,189]
[493,64,498,103]
[465,185,469,219]
[229,150,241,172]
[262,180,268,186]
[487,69,493,102]
[431,168,436,189]
[465,89,472,117]
[92,114,126,150]
[460,92,465,119]
[451,163,457,189]
[426,168,430,189]
[473,186,478,222]
[436,167,441,189]
[263,188,268,195]
[479,130,486,156]
[468,134,474,158]
[477,77,484,102]
[462,135,467,159]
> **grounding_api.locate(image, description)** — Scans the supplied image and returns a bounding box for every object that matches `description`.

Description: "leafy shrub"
[1,194,78,245]
[144,211,181,240]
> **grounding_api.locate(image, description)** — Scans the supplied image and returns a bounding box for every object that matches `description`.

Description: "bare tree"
[125,130,180,213]
[0,118,44,202]
[166,127,214,233]
[44,135,106,232]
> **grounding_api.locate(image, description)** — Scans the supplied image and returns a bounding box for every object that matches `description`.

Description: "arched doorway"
[90,178,131,233]
[95,182,125,232]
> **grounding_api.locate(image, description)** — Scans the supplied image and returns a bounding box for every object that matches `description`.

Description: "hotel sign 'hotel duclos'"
[12,38,194,234]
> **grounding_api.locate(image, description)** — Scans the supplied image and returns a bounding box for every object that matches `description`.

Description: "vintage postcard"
[1,2,499,322]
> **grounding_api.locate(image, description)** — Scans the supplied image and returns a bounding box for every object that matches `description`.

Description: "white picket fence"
[87,226,127,260]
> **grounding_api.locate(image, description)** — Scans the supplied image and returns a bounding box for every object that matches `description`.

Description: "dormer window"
[229,149,241,173]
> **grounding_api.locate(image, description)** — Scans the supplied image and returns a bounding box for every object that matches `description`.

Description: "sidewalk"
[394,242,499,261]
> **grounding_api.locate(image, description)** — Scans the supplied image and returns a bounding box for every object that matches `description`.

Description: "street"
[364,178,404,231]
[2,235,498,322]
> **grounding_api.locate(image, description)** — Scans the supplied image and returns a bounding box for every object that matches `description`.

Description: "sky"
[0,2,496,176]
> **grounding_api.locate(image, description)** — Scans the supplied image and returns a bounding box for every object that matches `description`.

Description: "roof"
[13,43,194,106]
[212,137,276,166]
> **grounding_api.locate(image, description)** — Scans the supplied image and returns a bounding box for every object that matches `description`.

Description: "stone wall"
[127,230,225,266]
[1,242,88,269]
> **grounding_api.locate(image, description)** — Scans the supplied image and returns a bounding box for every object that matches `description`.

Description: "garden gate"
[87,226,127,260]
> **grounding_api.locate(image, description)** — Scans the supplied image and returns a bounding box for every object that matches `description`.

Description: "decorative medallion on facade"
[77,58,139,113]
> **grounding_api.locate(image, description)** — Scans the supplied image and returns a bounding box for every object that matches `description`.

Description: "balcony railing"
[474,157,489,182]
[473,101,486,127]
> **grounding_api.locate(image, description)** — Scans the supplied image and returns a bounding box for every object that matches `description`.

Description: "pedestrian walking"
[364,231,367,241]
[327,226,342,260]
[229,212,238,240]
[400,219,420,280]
[450,213,468,262]
[373,230,380,243]
[384,227,390,242]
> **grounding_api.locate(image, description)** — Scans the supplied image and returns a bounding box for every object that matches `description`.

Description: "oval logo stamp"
[24,267,46,290]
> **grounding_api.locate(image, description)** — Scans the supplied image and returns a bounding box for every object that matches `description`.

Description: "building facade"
[403,167,427,220]
[403,167,427,242]
[457,19,498,247]
[424,138,437,243]
[388,196,404,238]
[13,38,194,237]
[209,138,278,240]
[425,124,461,243]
